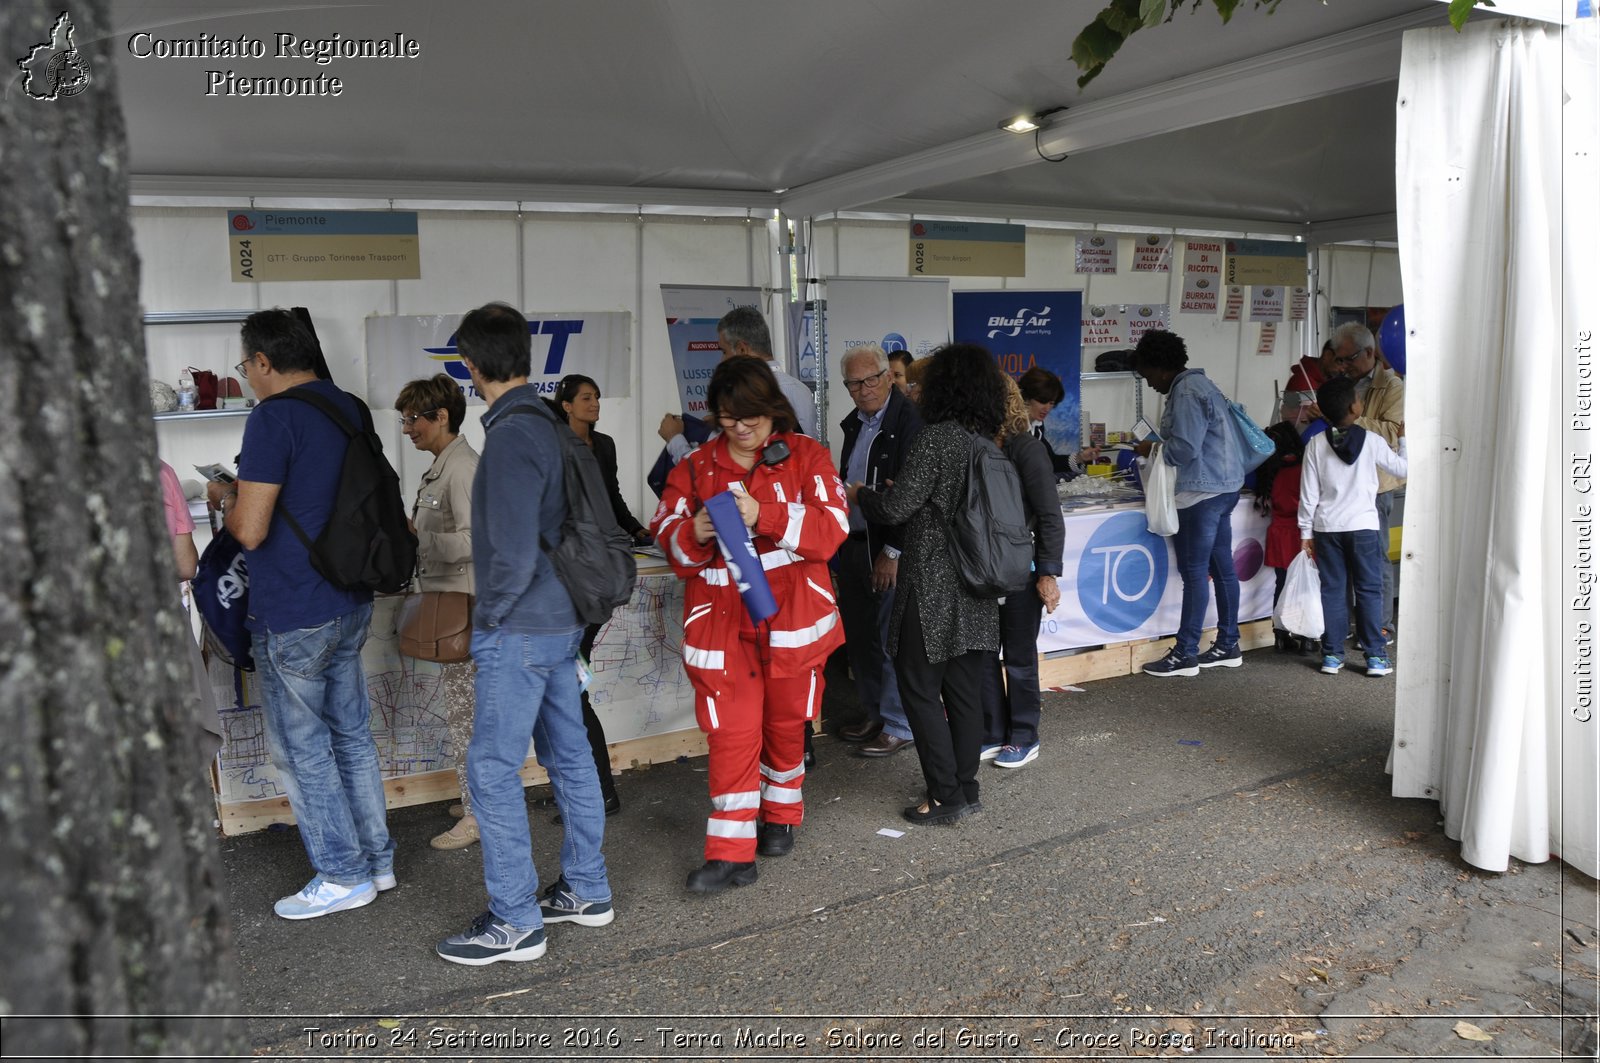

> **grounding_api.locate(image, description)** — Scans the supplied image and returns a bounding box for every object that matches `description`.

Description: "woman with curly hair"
[848,343,1009,824]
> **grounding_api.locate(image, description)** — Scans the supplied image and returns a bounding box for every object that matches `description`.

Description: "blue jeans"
[469,626,611,930]
[252,603,393,887]
[1314,529,1386,658]
[1172,492,1241,658]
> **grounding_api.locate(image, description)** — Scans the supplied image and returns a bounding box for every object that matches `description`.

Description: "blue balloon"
[1378,304,1406,376]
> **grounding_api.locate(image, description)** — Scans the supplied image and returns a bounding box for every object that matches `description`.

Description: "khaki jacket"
[1356,366,1406,493]
[412,435,478,594]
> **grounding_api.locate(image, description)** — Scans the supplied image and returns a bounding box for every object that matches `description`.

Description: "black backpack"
[941,431,1034,598]
[504,402,637,625]
[269,387,417,594]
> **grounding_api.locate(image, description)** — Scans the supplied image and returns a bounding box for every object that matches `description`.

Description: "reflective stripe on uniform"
[706,818,758,839]
[779,502,807,552]
[712,790,761,811]
[700,567,730,586]
[759,782,803,804]
[684,644,725,670]
[760,760,806,784]
[768,611,838,649]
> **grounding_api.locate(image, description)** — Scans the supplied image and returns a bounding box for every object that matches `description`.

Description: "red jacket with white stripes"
[650,432,848,690]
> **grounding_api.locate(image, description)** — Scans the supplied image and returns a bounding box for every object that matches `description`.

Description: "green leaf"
[1448,0,1484,30]
[1213,0,1241,24]
[1071,17,1128,70]
[1140,0,1168,28]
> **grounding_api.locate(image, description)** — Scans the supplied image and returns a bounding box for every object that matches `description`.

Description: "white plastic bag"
[1274,551,1324,638]
[1142,444,1179,536]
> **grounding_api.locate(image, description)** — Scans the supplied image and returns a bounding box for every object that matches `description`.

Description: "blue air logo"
[1075,512,1168,633]
[426,319,584,383]
[986,306,1052,339]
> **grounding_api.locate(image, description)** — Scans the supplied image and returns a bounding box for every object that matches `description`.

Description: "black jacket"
[591,429,645,538]
[1003,433,1066,577]
[839,387,924,557]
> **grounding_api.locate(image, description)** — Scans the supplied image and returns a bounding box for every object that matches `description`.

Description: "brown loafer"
[839,718,884,743]
[857,733,913,758]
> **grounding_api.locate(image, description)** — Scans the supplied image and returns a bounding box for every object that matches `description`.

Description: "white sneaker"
[371,871,397,892]
[274,875,377,920]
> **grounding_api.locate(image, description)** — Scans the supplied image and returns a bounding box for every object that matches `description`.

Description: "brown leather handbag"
[398,591,473,663]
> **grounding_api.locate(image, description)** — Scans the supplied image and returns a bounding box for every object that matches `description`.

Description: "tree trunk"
[0,2,241,1055]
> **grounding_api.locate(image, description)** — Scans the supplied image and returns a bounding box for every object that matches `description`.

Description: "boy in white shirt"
[1298,376,1408,677]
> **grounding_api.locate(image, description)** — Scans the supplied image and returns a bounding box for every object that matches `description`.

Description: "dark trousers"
[835,535,911,737]
[980,579,1043,747]
[894,587,987,808]
[578,623,618,801]
[1314,530,1385,659]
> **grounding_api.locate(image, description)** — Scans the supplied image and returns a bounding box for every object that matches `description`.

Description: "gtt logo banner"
[364,311,632,409]
[1039,504,1273,653]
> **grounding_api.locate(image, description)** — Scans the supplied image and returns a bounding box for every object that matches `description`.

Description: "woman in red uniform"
[651,357,848,893]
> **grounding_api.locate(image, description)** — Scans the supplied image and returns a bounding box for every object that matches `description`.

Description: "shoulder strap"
[262,386,369,559]
[268,385,369,438]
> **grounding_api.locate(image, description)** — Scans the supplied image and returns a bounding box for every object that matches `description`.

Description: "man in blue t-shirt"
[207,309,393,920]
[434,302,614,967]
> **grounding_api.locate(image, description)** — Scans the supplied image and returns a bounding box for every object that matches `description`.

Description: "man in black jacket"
[835,345,924,757]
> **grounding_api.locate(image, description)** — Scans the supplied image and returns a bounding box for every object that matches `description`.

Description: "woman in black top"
[979,376,1066,769]
[534,373,648,821]
[849,344,1008,824]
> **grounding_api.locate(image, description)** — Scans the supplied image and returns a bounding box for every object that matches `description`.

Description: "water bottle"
[176,370,196,412]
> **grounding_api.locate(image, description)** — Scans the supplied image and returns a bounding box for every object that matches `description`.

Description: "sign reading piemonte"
[909,220,1025,277]
[228,210,421,282]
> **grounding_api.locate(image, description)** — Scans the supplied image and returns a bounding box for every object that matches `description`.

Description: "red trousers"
[696,635,822,862]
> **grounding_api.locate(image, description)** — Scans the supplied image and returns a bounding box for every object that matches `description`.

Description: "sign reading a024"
[229,209,420,282]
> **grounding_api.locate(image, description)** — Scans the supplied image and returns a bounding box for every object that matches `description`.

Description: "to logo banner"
[1040,502,1273,653]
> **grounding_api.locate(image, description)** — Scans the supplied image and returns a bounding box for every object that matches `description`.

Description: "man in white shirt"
[1298,376,1407,679]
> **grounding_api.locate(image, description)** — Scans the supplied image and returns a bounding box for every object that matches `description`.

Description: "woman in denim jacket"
[1132,330,1245,678]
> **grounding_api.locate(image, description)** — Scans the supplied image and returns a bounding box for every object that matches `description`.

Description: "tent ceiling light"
[999,106,1067,134]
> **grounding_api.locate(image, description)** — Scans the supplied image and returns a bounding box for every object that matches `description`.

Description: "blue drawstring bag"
[192,527,254,671]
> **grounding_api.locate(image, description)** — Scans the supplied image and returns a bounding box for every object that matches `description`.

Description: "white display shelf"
[153,407,252,421]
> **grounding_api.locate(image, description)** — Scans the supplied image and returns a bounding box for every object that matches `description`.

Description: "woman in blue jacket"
[1132,330,1245,678]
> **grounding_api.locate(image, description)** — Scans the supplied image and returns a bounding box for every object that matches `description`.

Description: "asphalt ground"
[220,644,1599,1060]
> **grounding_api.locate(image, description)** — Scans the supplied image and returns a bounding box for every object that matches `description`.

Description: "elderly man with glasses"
[834,344,925,757]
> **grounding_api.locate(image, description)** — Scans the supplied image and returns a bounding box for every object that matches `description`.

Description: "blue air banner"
[364,311,632,409]
[953,289,1084,454]
[661,285,763,418]
[1039,503,1273,653]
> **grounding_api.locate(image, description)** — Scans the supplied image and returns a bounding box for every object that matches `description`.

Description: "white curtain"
[1392,17,1598,876]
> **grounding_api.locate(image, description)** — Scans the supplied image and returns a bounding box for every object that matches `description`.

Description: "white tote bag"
[1273,551,1325,638]
[1142,444,1179,537]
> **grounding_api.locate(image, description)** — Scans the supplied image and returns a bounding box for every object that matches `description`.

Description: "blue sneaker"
[979,744,1003,762]
[538,876,615,927]
[273,875,377,920]
[1320,654,1344,675]
[1197,643,1243,669]
[1366,655,1393,677]
[437,910,546,966]
[1143,649,1199,678]
[994,743,1040,769]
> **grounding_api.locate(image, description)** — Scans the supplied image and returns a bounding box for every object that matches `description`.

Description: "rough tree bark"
[0,2,241,1055]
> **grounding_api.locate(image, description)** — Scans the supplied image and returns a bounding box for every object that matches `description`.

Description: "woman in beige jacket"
[395,374,481,849]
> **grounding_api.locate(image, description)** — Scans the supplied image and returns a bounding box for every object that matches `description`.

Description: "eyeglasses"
[843,368,889,393]
[716,414,764,429]
[234,359,252,378]
[399,410,440,427]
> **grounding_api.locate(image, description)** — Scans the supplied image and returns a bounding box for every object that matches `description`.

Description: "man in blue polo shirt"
[208,309,393,919]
